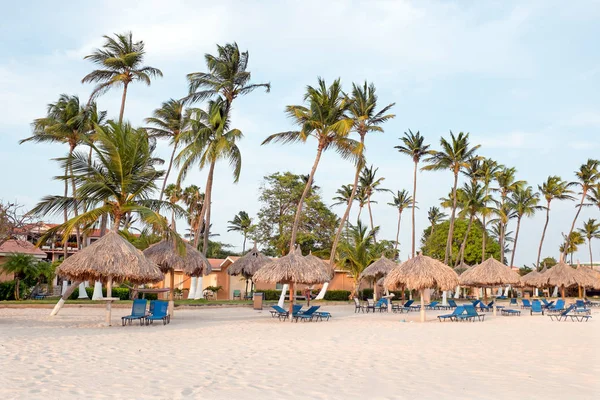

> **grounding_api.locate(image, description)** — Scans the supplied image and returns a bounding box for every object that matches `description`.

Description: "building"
[0,239,47,282]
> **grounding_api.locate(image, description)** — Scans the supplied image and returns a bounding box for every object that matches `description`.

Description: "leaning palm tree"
[427,206,447,237]
[329,81,394,267]
[455,182,488,266]
[359,165,388,239]
[492,166,525,263]
[388,190,413,252]
[423,131,480,264]
[82,31,163,123]
[395,130,431,258]
[176,98,243,254]
[145,99,191,200]
[578,218,600,267]
[507,186,541,267]
[227,211,253,253]
[185,42,270,111]
[262,78,357,252]
[536,176,575,268]
[563,159,600,258]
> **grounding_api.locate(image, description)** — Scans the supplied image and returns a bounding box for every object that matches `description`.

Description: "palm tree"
[359,165,388,240]
[355,186,370,221]
[476,158,502,262]
[262,78,357,252]
[227,211,253,253]
[30,121,179,243]
[578,218,600,267]
[536,176,575,268]
[388,190,413,252]
[455,182,488,266]
[560,231,585,264]
[145,99,191,201]
[507,186,541,267]
[176,99,242,253]
[82,32,163,123]
[492,167,525,263]
[332,184,354,207]
[423,131,480,264]
[427,206,447,237]
[181,185,204,244]
[585,183,600,212]
[395,130,431,258]
[185,42,270,111]
[0,254,39,300]
[163,184,183,228]
[563,159,600,258]
[329,82,394,266]
[490,200,517,264]
[20,94,89,251]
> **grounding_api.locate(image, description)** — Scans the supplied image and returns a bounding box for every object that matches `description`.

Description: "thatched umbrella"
[227,244,271,295]
[55,231,163,325]
[576,265,600,295]
[521,269,541,297]
[383,254,459,322]
[253,246,330,323]
[459,257,521,315]
[360,255,396,302]
[144,239,211,315]
[452,262,470,299]
[531,261,595,299]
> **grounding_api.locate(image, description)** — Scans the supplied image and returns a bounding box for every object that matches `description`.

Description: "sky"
[2,0,600,266]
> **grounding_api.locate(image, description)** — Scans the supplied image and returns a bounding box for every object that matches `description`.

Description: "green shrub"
[360,288,374,300]
[260,289,282,301]
[142,293,158,300]
[0,281,17,300]
[323,290,351,301]
[68,286,130,300]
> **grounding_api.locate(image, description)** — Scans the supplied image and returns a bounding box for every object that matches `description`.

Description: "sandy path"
[0,305,598,399]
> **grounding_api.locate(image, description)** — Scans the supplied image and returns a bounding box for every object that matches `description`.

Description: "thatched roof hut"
[305,252,331,276]
[56,231,163,284]
[521,269,541,287]
[531,262,596,298]
[459,257,521,287]
[226,244,270,279]
[143,239,211,276]
[384,254,459,322]
[577,265,600,290]
[253,247,331,285]
[360,256,396,280]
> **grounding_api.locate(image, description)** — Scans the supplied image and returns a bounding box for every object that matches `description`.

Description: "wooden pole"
[561,285,565,300]
[289,282,295,323]
[420,289,425,322]
[168,269,175,317]
[105,276,113,326]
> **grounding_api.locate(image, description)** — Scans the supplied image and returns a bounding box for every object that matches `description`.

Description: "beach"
[0,304,598,399]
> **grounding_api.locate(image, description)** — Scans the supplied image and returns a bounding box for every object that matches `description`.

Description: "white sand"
[0,304,598,399]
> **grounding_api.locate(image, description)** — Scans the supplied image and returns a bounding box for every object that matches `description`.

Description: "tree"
[507,186,541,267]
[536,176,574,268]
[421,219,500,265]
[82,31,162,123]
[355,186,370,221]
[332,184,354,207]
[540,256,557,269]
[560,231,585,264]
[578,218,600,267]
[145,99,191,201]
[176,99,242,254]
[185,42,270,111]
[252,172,338,257]
[395,130,431,258]
[427,206,447,237]
[227,211,253,253]
[563,159,600,258]
[163,183,183,229]
[455,182,489,266]
[262,78,357,252]
[492,166,525,264]
[1,254,39,300]
[181,185,204,244]
[329,81,394,267]
[359,165,388,240]
[423,131,480,264]
[0,202,33,247]
[387,190,413,253]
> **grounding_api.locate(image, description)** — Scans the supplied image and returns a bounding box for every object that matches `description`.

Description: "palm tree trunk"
[394,210,402,252]
[63,159,69,260]
[195,160,216,251]
[499,196,506,264]
[563,192,586,259]
[481,214,487,263]
[289,146,324,251]
[242,234,247,253]
[357,206,363,221]
[202,161,216,255]
[456,215,474,267]
[159,141,178,201]
[411,160,418,258]
[68,145,81,250]
[14,276,20,300]
[589,240,593,268]
[367,194,376,243]
[81,145,94,247]
[118,82,129,124]
[510,217,522,267]
[444,172,459,265]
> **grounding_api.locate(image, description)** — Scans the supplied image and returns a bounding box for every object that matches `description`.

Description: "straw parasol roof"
[305,252,332,277]
[577,265,600,289]
[459,257,521,287]
[384,254,459,292]
[521,269,541,287]
[531,262,595,288]
[143,239,211,276]
[253,247,331,285]
[226,244,271,278]
[56,231,163,284]
[360,256,396,280]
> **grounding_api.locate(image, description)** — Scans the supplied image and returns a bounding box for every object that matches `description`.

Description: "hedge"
[323,290,351,301]
[69,286,132,300]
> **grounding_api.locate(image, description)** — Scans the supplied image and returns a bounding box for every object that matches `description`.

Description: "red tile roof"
[0,240,47,257]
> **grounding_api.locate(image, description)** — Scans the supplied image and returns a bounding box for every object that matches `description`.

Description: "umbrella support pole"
[420,289,425,323]
[50,281,81,316]
[289,282,295,324]
[168,269,175,318]
[105,276,113,326]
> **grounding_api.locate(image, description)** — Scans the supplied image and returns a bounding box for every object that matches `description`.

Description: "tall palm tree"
[395,130,431,258]
[20,94,89,252]
[176,99,242,254]
[329,82,394,266]
[492,167,525,263]
[145,99,191,201]
[388,190,413,252]
[490,201,517,264]
[427,206,447,237]
[563,159,600,258]
[585,183,600,212]
[262,78,357,252]
[578,218,600,267]
[185,42,270,111]
[227,211,253,253]
[423,131,480,264]
[507,186,541,267]
[536,176,574,268]
[476,158,502,262]
[455,182,488,266]
[181,185,204,243]
[163,184,183,228]
[359,165,388,240]
[82,32,163,123]
[0,254,39,300]
[355,186,370,221]
[560,231,586,264]
[332,184,354,207]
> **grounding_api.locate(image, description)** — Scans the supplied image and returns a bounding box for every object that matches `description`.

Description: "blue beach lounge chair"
[530,300,544,315]
[541,299,554,309]
[509,298,517,306]
[521,299,532,309]
[456,304,485,322]
[145,300,170,325]
[121,299,148,326]
[293,305,321,322]
[438,306,465,322]
[549,305,592,322]
[447,299,458,309]
[425,301,440,310]
[547,299,565,314]
[278,304,302,321]
[270,305,288,318]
